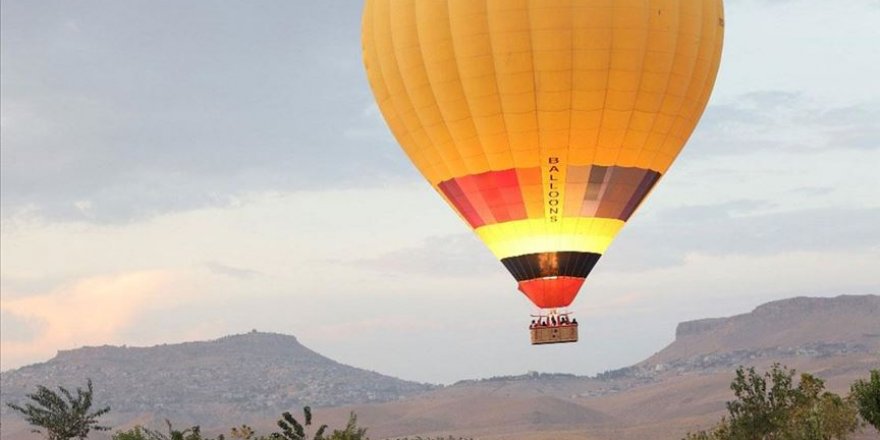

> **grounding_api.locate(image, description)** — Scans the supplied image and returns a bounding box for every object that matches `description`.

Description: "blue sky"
[2,0,878,384]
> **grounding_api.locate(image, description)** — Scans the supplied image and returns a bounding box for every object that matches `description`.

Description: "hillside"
[604,294,880,380]
[0,331,433,428]
[2,295,878,440]
[306,295,880,439]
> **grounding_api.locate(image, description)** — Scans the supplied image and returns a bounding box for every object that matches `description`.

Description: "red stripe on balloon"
[517,277,586,309]
[437,179,485,228]
[438,169,529,228]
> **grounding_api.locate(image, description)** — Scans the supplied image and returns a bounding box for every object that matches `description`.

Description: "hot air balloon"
[362,0,724,344]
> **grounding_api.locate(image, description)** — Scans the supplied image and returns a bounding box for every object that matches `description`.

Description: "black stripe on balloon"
[501,252,602,282]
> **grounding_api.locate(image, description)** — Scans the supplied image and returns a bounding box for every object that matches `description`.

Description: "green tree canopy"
[7,378,111,440]
[683,364,860,440]
[849,369,880,432]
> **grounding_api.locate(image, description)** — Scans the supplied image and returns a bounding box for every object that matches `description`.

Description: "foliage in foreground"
[15,369,873,440]
[683,364,863,440]
[389,437,473,440]
[111,419,208,440]
[849,369,880,432]
[275,406,328,440]
[6,378,473,440]
[112,408,372,440]
[326,412,367,440]
[6,378,111,440]
[111,413,472,440]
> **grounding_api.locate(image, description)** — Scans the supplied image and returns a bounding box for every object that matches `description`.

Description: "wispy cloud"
[203,262,262,279]
[308,315,444,343]
[0,310,46,343]
[690,92,879,157]
[603,203,880,272]
[349,234,496,278]
[0,271,196,370]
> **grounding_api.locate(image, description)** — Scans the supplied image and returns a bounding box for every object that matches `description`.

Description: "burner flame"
[538,253,559,277]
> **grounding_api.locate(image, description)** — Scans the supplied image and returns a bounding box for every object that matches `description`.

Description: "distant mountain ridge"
[643,295,879,372]
[2,295,878,440]
[674,295,880,341]
[0,330,433,427]
[585,295,880,383]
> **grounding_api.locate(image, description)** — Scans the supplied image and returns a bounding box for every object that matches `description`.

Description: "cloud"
[689,92,880,157]
[0,270,195,370]
[203,261,262,279]
[311,315,444,343]
[0,2,415,224]
[602,202,880,272]
[0,310,46,343]
[787,186,835,197]
[349,234,497,278]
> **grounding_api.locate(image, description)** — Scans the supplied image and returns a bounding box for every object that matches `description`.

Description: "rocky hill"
[2,295,878,440]
[598,295,880,381]
[0,331,433,427]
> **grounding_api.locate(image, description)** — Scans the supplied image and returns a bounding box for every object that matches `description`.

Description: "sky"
[1,0,878,385]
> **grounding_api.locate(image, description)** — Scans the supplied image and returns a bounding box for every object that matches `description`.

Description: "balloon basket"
[530,324,578,345]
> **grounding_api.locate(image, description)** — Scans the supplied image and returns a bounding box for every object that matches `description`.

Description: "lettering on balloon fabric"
[547,156,561,223]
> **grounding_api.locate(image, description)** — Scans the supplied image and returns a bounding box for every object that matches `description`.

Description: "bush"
[683,364,860,440]
[849,369,880,432]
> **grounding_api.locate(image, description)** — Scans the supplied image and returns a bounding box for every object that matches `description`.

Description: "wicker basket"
[530,325,578,345]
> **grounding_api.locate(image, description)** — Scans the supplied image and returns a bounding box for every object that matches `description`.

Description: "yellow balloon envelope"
[362,0,724,309]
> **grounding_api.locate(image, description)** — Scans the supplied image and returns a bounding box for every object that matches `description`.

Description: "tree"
[388,437,474,440]
[682,364,860,440]
[326,412,367,440]
[682,421,731,440]
[6,378,111,440]
[725,364,800,437]
[274,406,328,440]
[111,407,366,440]
[113,426,151,440]
[850,369,880,432]
[229,425,257,440]
[786,376,860,440]
[112,426,157,440]
[112,420,208,440]
[151,420,206,440]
